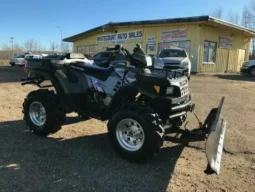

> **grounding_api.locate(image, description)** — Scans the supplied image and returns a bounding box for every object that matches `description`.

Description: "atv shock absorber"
[122,69,128,86]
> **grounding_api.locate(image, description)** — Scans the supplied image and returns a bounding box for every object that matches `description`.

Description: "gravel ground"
[0,64,254,192]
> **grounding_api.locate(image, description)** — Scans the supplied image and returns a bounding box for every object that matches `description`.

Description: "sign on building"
[147,36,155,44]
[97,30,143,43]
[161,28,188,42]
[219,36,232,49]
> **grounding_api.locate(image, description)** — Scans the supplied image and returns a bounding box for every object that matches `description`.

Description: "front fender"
[108,85,139,114]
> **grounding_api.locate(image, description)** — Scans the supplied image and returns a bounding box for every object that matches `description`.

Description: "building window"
[203,41,217,64]
[77,46,82,53]
[146,44,156,55]
[76,44,98,55]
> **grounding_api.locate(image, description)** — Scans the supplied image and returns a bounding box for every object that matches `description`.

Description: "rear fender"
[28,70,64,95]
[26,70,73,113]
[28,70,53,80]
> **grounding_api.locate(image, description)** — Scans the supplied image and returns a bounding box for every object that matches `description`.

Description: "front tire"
[250,67,255,77]
[23,90,66,136]
[107,103,165,162]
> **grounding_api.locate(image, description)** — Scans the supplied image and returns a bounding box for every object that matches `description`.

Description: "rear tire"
[23,89,66,136]
[107,103,165,162]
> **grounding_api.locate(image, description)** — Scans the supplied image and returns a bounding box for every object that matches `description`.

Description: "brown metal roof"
[63,15,255,42]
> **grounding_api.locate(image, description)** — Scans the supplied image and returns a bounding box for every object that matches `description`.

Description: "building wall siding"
[198,25,251,73]
[73,23,199,53]
[72,22,251,73]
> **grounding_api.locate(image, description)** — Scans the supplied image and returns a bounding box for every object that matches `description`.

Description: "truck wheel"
[250,67,255,77]
[107,103,165,162]
[22,90,66,136]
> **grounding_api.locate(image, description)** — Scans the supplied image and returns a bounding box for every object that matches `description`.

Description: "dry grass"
[0,59,8,66]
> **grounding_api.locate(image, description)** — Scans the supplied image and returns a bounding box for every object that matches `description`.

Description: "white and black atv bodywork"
[21,44,227,174]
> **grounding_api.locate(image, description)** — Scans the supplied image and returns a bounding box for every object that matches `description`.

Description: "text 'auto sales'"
[97,30,143,42]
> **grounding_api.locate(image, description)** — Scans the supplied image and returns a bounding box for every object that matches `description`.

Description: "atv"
[21,44,227,174]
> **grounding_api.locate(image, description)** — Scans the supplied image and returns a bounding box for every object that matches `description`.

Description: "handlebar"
[106,44,141,59]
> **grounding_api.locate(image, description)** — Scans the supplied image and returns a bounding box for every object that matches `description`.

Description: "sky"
[0,0,251,50]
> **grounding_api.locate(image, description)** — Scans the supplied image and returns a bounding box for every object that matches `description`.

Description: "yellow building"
[63,15,255,73]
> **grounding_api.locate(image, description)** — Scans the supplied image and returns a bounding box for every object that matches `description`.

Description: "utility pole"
[57,26,63,53]
[10,37,14,56]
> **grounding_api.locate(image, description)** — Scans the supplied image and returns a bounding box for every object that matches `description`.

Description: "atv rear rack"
[21,76,53,88]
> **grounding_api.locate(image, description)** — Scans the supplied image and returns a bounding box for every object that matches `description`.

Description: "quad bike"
[21,44,227,174]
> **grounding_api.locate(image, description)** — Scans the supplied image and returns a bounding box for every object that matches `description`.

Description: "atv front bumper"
[152,94,194,119]
[163,97,227,175]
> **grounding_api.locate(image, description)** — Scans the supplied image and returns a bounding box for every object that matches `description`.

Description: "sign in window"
[158,40,191,56]
[203,41,217,64]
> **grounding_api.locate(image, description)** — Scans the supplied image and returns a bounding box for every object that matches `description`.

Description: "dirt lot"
[0,63,254,192]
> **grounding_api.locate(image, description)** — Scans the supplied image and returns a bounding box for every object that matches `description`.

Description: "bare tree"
[55,44,59,52]
[210,7,223,19]
[62,42,71,53]
[13,43,22,51]
[50,41,59,53]
[227,9,240,24]
[24,39,37,52]
[37,42,43,52]
[1,43,11,50]
[241,2,255,58]
[1,43,22,51]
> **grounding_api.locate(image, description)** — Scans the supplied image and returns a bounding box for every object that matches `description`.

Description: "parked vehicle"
[42,54,60,59]
[240,60,255,76]
[49,53,94,65]
[21,44,227,175]
[25,54,43,60]
[92,50,125,67]
[84,54,93,60]
[154,47,192,80]
[9,54,26,66]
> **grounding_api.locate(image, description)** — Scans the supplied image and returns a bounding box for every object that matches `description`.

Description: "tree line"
[210,1,255,27]
[1,39,72,54]
[210,1,255,58]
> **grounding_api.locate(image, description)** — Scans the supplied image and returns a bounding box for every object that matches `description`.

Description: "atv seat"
[70,63,114,81]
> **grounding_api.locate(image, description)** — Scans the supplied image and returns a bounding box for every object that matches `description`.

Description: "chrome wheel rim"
[29,101,46,127]
[116,118,145,152]
[251,68,255,76]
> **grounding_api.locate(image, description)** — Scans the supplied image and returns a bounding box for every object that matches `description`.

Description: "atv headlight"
[166,87,174,95]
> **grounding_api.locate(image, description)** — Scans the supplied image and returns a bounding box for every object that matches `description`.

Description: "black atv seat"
[70,63,114,81]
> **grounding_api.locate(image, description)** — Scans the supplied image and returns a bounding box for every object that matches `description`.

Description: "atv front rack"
[138,67,187,79]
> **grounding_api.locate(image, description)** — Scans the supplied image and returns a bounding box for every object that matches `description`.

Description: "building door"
[237,49,246,71]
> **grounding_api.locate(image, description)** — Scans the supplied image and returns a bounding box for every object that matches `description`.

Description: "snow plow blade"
[205,97,227,175]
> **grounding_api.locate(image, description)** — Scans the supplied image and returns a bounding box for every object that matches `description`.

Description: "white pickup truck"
[153,47,192,80]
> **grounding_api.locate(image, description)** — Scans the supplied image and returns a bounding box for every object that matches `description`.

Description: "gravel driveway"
[0,65,254,192]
